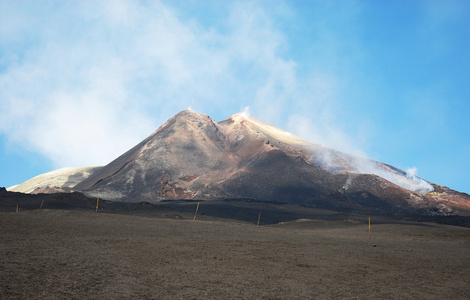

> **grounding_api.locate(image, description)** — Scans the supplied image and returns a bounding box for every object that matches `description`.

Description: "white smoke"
[341,174,357,191]
[240,106,251,119]
[406,167,418,178]
[354,159,433,194]
[309,146,434,194]
[405,166,434,193]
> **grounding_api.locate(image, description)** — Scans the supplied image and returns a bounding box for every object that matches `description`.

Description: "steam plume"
[310,147,433,194]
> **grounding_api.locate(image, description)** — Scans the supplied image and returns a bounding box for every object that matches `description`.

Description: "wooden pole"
[369,217,371,239]
[40,200,44,209]
[96,198,100,213]
[193,202,200,220]
[257,212,261,228]
[16,203,19,213]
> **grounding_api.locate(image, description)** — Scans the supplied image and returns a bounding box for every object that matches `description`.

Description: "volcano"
[11,110,470,217]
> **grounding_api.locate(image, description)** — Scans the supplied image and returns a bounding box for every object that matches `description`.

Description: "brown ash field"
[1,197,470,299]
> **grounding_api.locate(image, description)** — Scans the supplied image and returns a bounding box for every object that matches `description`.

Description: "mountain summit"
[12,110,470,217]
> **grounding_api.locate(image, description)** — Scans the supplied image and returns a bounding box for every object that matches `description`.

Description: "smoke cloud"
[309,146,433,194]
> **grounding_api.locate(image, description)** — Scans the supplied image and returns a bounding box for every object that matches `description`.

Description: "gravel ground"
[1,209,469,299]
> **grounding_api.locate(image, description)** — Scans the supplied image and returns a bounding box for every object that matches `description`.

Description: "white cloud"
[0,0,307,168]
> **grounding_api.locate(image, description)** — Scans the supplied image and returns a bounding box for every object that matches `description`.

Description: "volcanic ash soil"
[1,209,469,299]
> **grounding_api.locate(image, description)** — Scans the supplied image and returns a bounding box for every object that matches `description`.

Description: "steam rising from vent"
[355,160,433,194]
[406,167,418,178]
[404,167,434,193]
[240,106,251,119]
[310,147,434,194]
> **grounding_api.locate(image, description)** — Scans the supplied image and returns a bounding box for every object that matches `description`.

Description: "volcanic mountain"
[66,110,468,217]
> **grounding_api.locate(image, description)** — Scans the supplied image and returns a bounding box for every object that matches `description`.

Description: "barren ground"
[1,201,469,299]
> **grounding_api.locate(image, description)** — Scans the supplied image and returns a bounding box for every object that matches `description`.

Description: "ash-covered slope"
[8,167,102,194]
[75,110,237,200]
[73,110,469,217]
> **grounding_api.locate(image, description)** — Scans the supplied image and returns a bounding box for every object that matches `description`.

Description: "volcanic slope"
[8,166,102,194]
[75,110,237,201]
[74,110,470,217]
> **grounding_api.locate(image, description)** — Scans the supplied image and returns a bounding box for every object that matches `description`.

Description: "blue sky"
[1,0,469,194]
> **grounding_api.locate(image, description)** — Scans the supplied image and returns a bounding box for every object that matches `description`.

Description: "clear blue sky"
[1,0,469,194]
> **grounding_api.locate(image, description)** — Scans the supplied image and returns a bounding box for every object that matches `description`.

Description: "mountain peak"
[221,112,311,147]
[170,109,211,122]
[154,109,215,134]
[227,111,251,123]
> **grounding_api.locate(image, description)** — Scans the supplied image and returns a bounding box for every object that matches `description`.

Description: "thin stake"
[96,198,100,213]
[40,200,44,209]
[369,217,371,239]
[16,203,19,213]
[193,202,200,220]
[257,212,261,228]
